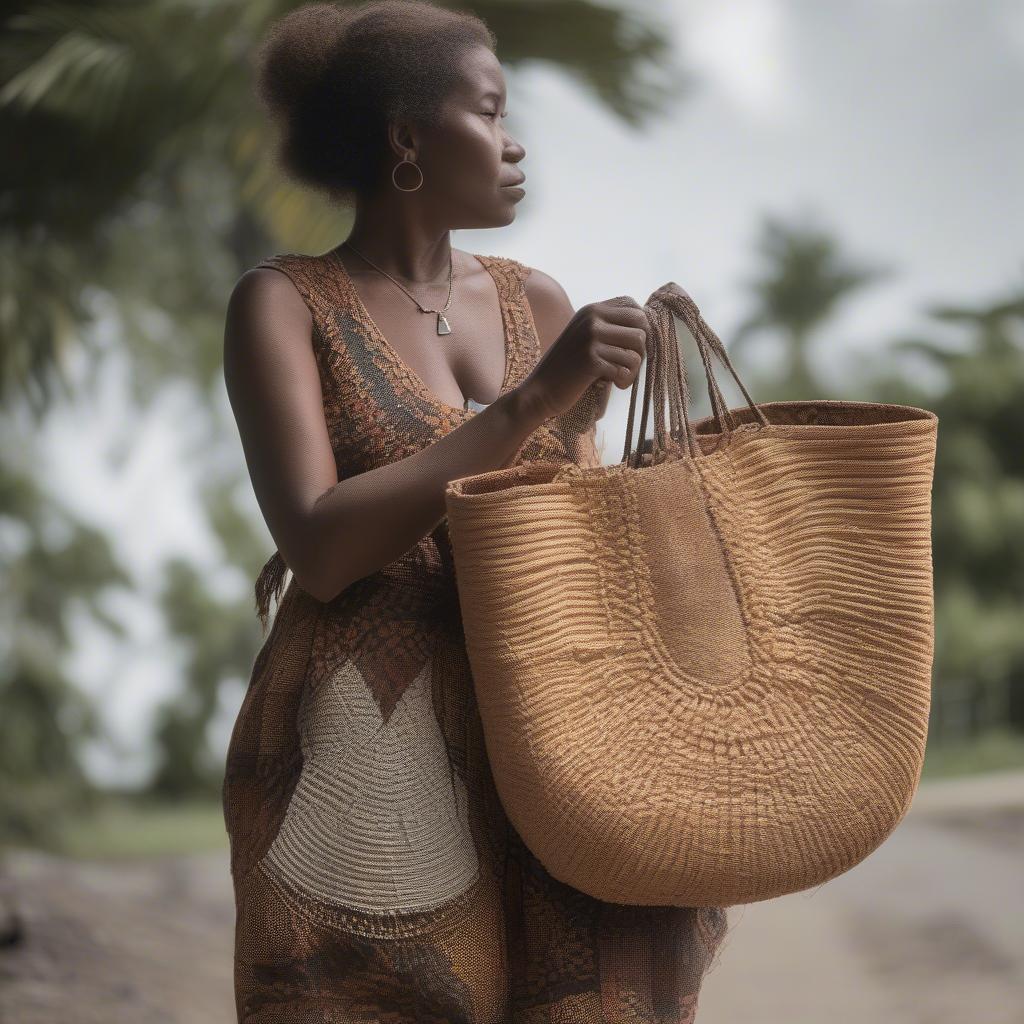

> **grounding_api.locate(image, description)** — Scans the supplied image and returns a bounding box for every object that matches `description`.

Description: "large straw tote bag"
[444,284,938,908]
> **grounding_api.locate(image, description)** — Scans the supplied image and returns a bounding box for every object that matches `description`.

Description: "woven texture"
[444,284,939,908]
[222,251,729,1023]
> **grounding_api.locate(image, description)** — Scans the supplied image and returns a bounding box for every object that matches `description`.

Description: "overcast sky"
[47,0,1024,786]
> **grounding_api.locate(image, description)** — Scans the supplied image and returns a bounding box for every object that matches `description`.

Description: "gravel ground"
[1,769,1021,1024]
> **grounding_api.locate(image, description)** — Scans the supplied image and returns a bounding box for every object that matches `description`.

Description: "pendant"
[437,312,452,335]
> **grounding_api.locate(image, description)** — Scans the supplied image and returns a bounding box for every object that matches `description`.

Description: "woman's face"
[410,45,528,229]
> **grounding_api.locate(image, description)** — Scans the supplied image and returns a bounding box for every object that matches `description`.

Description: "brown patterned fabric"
[222,248,729,1023]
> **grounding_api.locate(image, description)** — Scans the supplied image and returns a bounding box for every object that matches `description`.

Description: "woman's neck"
[342,209,455,284]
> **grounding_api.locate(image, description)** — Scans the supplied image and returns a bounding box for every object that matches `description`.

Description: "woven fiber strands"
[444,283,938,908]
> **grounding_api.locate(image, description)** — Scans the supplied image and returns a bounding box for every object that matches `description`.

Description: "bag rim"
[446,398,938,503]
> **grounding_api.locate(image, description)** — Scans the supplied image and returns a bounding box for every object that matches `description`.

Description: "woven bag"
[444,283,938,908]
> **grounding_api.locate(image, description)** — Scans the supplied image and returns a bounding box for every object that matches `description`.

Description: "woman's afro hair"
[253,1,498,206]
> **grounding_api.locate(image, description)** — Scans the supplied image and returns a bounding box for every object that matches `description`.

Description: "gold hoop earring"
[392,152,424,192]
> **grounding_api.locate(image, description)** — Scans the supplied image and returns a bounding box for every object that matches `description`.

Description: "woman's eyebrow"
[480,89,505,100]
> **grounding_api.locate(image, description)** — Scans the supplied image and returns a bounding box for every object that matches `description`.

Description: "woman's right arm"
[222,267,551,604]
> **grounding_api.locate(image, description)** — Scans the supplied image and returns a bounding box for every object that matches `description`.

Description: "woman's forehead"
[452,47,505,98]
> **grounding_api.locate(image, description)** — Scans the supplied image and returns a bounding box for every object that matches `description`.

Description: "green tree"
[872,286,1024,739]
[0,455,127,846]
[728,212,888,399]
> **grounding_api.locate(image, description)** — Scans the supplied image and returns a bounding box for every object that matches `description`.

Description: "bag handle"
[622,284,769,466]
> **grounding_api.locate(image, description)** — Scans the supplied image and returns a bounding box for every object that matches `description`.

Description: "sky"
[44,0,1024,786]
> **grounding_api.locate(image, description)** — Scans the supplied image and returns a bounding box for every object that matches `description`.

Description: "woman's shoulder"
[516,262,574,331]
[247,249,329,278]
[234,250,342,319]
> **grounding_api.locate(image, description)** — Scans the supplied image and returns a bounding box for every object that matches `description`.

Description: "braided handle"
[621,285,769,467]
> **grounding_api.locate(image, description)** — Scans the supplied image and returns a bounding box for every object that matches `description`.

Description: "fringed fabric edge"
[255,550,289,634]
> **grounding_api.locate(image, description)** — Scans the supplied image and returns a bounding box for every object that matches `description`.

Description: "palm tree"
[882,286,1024,738]
[728,212,889,398]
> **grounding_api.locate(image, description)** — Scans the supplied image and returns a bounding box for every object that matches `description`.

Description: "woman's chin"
[492,202,519,226]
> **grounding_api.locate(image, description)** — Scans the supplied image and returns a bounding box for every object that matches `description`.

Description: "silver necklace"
[341,240,455,336]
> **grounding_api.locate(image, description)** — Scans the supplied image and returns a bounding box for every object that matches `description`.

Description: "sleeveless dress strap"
[254,251,350,345]
[477,254,605,468]
[471,254,541,386]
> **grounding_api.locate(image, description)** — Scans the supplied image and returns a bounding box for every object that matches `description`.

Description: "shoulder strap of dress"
[473,254,539,369]
[254,251,352,331]
[482,255,605,466]
[474,252,529,288]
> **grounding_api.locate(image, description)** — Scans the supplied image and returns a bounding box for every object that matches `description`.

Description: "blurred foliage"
[0,454,127,845]
[149,473,275,799]
[879,290,1024,738]
[728,214,892,399]
[920,726,1024,780]
[38,793,230,859]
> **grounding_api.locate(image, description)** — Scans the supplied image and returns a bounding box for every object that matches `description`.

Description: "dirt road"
[2,770,1021,1023]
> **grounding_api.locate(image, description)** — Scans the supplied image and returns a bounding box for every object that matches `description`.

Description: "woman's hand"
[516,296,649,422]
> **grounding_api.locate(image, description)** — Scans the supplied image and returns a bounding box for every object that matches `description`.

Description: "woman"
[221,2,729,1021]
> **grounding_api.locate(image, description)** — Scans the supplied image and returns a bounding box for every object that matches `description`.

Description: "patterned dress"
[221,247,729,1024]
